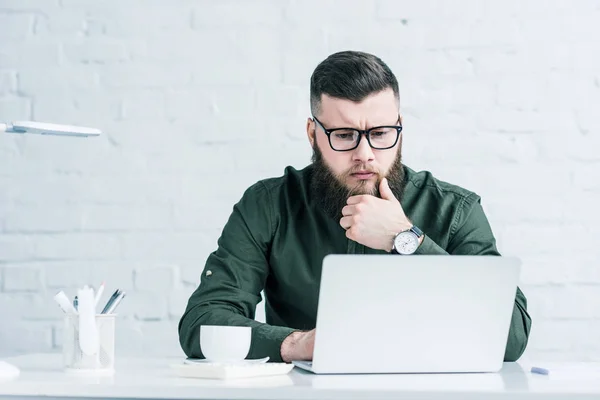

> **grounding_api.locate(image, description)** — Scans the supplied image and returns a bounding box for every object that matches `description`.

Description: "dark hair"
[310,50,399,116]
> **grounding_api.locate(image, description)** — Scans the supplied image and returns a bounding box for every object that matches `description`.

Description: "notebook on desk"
[292,254,521,374]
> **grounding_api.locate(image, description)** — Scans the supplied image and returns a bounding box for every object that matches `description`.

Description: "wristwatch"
[391,225,424,255]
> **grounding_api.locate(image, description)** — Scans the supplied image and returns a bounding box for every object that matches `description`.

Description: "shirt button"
[205,270,212,277]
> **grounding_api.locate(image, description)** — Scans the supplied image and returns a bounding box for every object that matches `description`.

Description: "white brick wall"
[1,0,599,362]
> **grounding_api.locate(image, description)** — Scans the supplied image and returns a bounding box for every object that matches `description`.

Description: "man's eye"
[370,130,390,137]
[333,131,356,140]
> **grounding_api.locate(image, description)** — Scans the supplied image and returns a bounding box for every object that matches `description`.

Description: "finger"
[341,205,357,216]
[379,178,397,202]
[347,195,369,205]
[339,216,352,230]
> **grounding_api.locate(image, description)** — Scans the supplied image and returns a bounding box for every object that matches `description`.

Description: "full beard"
[310,136,406,220]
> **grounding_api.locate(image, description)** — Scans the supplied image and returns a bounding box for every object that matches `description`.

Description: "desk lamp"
[1,120,101,137]
[0,119,101,380]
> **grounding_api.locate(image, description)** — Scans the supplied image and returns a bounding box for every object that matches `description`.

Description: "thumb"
[379,178,397,201]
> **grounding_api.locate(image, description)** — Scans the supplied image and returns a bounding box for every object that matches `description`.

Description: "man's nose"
[352,134,375,163]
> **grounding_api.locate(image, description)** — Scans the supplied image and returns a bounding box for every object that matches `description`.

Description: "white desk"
[1,353,600,400]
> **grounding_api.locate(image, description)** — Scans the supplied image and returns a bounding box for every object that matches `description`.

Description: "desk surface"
[1,353,600,400]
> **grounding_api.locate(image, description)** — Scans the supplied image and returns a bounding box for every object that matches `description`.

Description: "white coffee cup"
[200,325,251,362]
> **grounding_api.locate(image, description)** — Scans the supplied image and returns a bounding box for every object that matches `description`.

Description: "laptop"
[292,254,521,374]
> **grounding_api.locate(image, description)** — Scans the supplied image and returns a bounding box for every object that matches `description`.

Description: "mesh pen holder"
[63,314,116,376]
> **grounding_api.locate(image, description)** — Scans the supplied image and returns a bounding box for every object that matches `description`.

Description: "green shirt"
[178,164,531,362]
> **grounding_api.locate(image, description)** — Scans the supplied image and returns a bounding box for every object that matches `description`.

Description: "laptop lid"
[310,255,521,374]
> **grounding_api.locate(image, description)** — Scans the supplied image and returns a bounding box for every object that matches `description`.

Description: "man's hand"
[280,329,315,363]
[340,178,413,252]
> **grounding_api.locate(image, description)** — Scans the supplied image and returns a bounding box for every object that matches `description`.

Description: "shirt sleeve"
[416,193,532,362]
[178,182,295,362]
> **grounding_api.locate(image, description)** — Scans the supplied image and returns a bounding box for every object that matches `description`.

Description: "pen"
[94,281,105,308]
[73,296,78,311]
[54,291,77,314]
[101,289,121,314]
[531,366,549,375]
[105,291,126,314]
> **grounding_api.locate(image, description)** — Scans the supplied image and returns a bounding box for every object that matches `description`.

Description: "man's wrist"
[280,331,302,363]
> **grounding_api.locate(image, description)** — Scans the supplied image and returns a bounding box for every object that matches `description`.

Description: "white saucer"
[172,360,293,380]
[184,357,270,365]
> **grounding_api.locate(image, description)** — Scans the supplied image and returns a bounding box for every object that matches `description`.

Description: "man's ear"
[306,117,315,147]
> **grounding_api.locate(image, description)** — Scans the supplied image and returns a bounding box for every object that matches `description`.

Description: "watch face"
[394,231,419,254]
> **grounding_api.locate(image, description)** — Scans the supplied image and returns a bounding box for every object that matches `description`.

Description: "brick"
[285,0,375,22]
[32,233,121,260]
[192,0,284,27]
[0,12,35,39]
[44,261,93,289]
[18,67,98,95]
[168,287,194,320]
[518,14,598,46]
[0,293,60,320]
[178,259,214,287]
[128,33,214,64]
[412,133,538,166]
[185,117,271,146]
[190,29,282,85]
[496,75,599,112]
[0,41,60,68]
[575,106,600,136]
[81,204,173,231]
[255,86,307,117]
[121,232,209,261]
[81,175,180,205]
[0,234,34,262]
[0,0,60,10]
[165,87,255,121]
[525,285,600,320]
[33,10,86,36]
[496,223,592,257]
[88,262,135,293]
[128,291,168,321]
[476,108,578,134]
[121,89,165,120]
[230,142,312,175]
[135,320,183,356]
[2,265,43,292]
[172,201,235,232]
[6,175,87,206]
[59,0,121,8]
[4,204,84,233]
[0,70,17,95]
[573,166,600,191]
[517,256,572,286]
[62,39,128,64]
[112,318,144,355]
[529,319,600,357]
[99,120,180,153]
[0,320,53,356]
[0,97,32,120]
[140,142,238,174]
[133,265,178,292]
[94,5,192,37]
[483,194,567,225]
[32,90,121,125]
[99,65,192,88]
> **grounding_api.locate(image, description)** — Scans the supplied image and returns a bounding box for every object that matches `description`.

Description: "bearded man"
[178,50,531,363]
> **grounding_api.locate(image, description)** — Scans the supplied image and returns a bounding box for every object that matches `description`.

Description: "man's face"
[307,88,402,197]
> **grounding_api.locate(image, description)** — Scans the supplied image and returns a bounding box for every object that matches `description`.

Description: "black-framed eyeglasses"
[312,116,402,152]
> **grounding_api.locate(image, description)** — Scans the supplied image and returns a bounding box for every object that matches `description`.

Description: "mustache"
[344,165,380,176]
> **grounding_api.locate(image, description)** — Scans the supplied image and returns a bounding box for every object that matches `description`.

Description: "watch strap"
[410,225,423,238]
